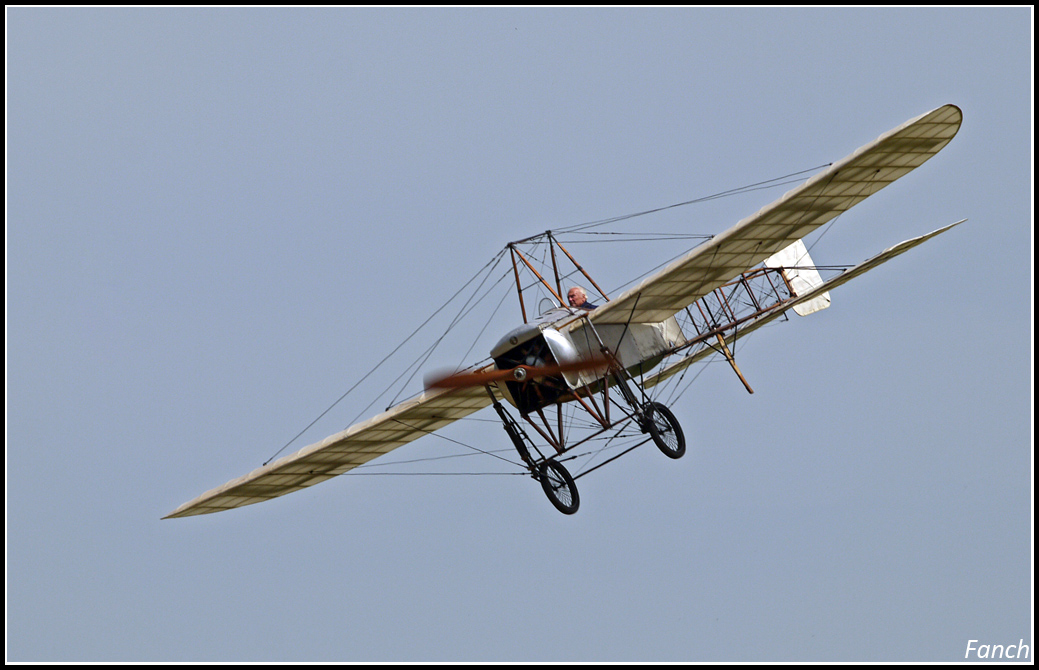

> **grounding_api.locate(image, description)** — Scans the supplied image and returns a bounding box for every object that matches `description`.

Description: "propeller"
[425,355,608,390]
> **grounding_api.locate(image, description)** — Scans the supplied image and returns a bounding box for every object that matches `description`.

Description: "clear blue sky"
[7,7,1032,662]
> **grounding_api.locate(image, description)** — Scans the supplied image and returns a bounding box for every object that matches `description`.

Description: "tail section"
[764,239,831,316]
[643,220,966,389]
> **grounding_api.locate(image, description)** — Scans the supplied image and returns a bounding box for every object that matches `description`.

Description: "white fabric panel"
[764,238,831,316]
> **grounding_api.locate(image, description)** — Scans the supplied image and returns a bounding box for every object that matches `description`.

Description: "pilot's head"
[567,286,588,308]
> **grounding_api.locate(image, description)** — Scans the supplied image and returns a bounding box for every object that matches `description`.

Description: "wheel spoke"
[539,461,580,514]
[645,402,686,459]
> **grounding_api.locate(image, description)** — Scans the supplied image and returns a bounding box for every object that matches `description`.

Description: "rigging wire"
[387,418,522,468]
[265,162,831,473]
[262,248,506,466]
[351,445,517,469]
[559,234,712,244]
[551,166,828,235]
[343,261,510,428]
[606,244,711,296]
[455,279,515,371]
[381,260,512,411]
[342,472,525,476]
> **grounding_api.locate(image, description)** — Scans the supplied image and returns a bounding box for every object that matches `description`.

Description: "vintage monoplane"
[165,104,963,518]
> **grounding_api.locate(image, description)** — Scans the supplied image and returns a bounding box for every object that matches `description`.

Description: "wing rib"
[164,380,496,518]
[587,105,962,326]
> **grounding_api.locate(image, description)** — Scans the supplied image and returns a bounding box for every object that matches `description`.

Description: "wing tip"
[161,505,198,520]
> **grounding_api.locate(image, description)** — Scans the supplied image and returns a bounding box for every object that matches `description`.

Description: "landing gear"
[484,363,685,515]
[643,402,686,459]
[538,460,579,515]
[608,358,686,460]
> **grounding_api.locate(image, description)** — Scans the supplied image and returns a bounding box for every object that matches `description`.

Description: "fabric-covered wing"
[164,376,495,518]
[641,220,966,389]
[588,104,962,326]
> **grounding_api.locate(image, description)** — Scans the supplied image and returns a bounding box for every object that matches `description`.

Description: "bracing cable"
[262,248,507,466]
[552,165,828,235]
[262,163,830,471]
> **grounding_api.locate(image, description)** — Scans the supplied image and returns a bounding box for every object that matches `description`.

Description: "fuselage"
[489,307,685,413]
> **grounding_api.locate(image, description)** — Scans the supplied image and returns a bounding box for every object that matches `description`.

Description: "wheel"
[538,461,580,514]
[644,402,686,459]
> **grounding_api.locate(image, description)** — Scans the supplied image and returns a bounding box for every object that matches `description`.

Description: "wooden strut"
[571,386,610,430]
[715,333,754,394]
[509,245,528,323]
[547,232,564,302]
[503,235,662,464]
[524,410,564,454]
[666,266,809,392]
[507,232,612,321]
[510,244,567,308]
[552,236,610,302]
